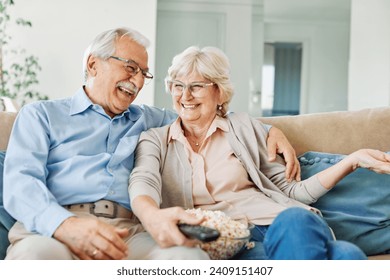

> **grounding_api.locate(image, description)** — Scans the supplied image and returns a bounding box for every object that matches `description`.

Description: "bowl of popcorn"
[186,208,254,260]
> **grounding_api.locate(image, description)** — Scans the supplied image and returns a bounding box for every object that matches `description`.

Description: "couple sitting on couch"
[2,27,390,260]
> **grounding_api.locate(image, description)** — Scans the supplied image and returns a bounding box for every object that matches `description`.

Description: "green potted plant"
[0,0,47,110]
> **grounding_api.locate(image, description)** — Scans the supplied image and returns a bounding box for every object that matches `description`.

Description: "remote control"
[178,223,220,242]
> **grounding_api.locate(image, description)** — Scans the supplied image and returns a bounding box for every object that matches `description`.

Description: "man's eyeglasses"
[109,56,154,81]
[166,80,215,97]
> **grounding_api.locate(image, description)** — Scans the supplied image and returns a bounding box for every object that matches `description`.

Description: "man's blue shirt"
[3,88,176,236]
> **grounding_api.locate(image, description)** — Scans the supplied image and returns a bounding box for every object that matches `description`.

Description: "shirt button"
[109,190,115,195]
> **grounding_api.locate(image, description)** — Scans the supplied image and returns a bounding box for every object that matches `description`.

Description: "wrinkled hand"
[141,207,203,248]
[53,216,129,260]
[351,149,390,174]
[267,127,301,181]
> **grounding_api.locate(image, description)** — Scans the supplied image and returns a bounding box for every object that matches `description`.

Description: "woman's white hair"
[166,46,234,117]
[82,27,150,82]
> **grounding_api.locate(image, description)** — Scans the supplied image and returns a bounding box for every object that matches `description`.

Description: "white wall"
[348,0,390,110]
[264,21,350,113]
[8,1,388,113]
[7,0,157,105]
[155,0,262,116]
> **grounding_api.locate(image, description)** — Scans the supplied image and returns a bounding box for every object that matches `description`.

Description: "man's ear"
[86,55,98,77]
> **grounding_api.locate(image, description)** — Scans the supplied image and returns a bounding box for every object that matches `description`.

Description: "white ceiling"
[264,0,351,23]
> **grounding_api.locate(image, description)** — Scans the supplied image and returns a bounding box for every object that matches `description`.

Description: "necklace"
[183,127,207,149]
[186,134,206,148]
[188,137,204,147]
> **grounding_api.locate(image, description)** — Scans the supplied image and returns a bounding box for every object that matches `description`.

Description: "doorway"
[262,42,302,116]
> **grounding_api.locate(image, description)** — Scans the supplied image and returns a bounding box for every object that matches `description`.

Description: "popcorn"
[185,208,253,260]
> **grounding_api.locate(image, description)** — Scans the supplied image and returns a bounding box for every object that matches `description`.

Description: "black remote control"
[178,223,220,242]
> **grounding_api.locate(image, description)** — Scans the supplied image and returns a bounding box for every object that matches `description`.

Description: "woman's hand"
[318,149,390,190]
[350,149,390,174]
[267,126,301,182]
[132,196,203,248]
[142,206,203,248]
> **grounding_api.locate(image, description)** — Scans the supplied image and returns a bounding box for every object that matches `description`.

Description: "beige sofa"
[1,108,389,259]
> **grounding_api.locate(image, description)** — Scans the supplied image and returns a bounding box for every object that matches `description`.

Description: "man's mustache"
[117,81,139,95]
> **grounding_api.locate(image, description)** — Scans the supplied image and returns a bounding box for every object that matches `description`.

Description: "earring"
[218,105,222,110]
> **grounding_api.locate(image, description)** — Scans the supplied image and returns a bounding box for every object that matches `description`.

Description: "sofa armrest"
[0,112,17,150]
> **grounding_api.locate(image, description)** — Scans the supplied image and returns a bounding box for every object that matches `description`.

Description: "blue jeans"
[235,207,367,260]
[0,223,9,260]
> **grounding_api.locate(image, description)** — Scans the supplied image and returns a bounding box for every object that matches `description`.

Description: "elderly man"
[2,27,299,260]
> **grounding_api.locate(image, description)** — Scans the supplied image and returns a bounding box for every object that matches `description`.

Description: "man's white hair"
[82,27,150,82]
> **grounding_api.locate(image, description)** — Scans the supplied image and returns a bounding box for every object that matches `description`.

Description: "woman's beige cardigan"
[129,112,327,224]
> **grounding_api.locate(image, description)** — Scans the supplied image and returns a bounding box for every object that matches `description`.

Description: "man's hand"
[267,127,301,182]
[53,216,129,260]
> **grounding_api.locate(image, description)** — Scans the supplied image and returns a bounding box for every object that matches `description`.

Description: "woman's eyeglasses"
[166,80,215,97]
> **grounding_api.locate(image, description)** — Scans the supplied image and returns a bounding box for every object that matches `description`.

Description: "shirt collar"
[207,115,229,136]
[127,105,143,121]
[168,115,229,142]
[69,87,93,116]
[69,87,139,121]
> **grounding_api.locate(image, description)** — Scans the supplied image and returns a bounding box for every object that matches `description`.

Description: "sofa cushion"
[0,151,15,230]
[299,151,390,256]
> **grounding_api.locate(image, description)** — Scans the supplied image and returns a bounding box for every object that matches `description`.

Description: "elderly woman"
[129,46,390,259]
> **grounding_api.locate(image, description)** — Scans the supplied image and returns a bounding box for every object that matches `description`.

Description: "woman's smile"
[181,103,199,110]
